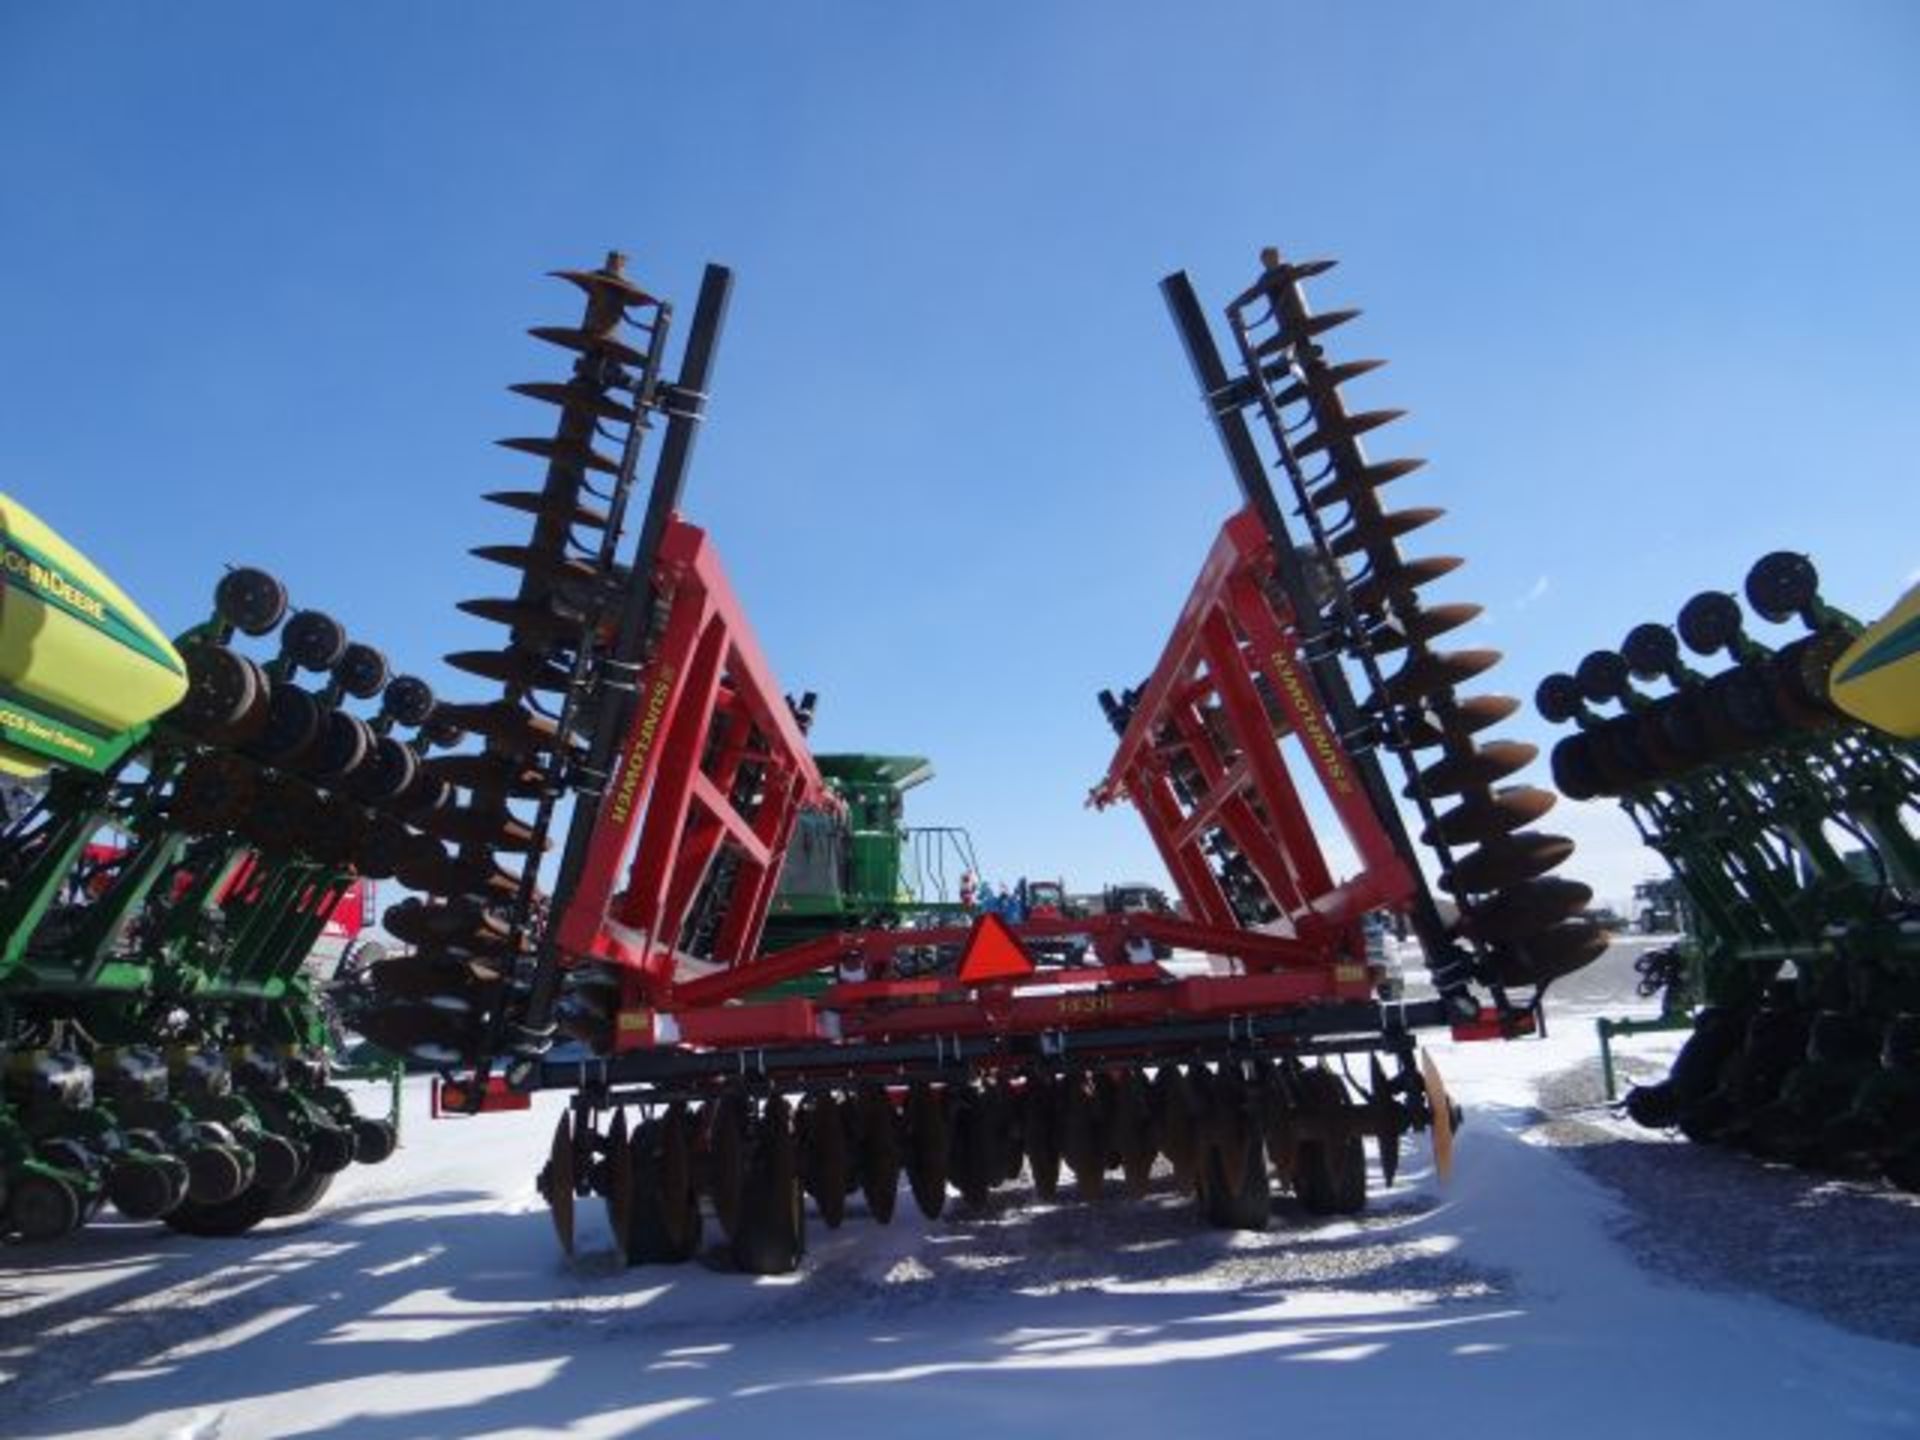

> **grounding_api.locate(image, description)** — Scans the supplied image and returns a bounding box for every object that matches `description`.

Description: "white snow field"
[5,946,1919,1440]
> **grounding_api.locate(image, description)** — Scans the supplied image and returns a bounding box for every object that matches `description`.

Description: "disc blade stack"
[362,253,676,1063]
[1224,249,1607,993]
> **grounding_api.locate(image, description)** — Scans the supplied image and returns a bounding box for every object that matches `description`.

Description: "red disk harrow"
[358,247,1607,1273]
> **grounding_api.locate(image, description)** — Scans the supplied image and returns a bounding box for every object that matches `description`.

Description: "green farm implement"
[1538,552,1920,1188]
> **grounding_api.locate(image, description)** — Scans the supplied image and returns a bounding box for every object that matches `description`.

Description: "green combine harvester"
[1537,551,1919,1189]
[758,752,980,988]
[1,493,406,1242]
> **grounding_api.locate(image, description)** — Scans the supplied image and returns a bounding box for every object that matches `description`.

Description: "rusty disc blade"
[799,1092,848,1228]
[420,752,548,797]
[430,701,561,753]
[527,324,646,368]
[456,597,591,648]
[545,1112,577,1256]
[1154,1067,1200,1194]
[1308,456,1426,509]
[1392,693,1522,749]
[1347,554,1464,614]
[496,436,622,477]
[410,856,526,902]
[509,379,637,423]
[705,1093,749,1240]
[482,489,612,530]
[1366,601,1483,654]
[1296,407,1406,459]
[1378,647,1502,707]
[550,266,659,308]
[413,803,539,852]
[1440,832,1577,895]
[906,1082,949,1220]
[1419,1052,1454,1184]
[1255,251,1337,284]
[1410,739,1538,797]
[1483,920,1612,989]
[1423,785,1558,847]
[470,544,602,585]
[604,1110,633,1261]
[1113,1071,1157,1199]
[1458,876,1594,944]
[368,951,478,999]
[857,1085,901,1223]
[1271,358,1386,407]
[1297,305,1362,339]
[445,649,575,693]
[1060,1075,1109,1203]
[1330,505,1445,559]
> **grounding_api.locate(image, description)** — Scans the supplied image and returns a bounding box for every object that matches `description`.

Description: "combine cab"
[336,245,1611,1274]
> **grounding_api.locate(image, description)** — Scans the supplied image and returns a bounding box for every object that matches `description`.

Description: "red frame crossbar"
[1093,508,1417,947]
[553,517,839,1000]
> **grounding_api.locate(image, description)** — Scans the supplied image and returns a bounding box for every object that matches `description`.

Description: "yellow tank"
[0,493,186,776]
[1829,578,1920,739]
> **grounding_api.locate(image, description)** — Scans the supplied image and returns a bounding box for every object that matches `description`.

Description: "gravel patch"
[1527,1053,1920,1348]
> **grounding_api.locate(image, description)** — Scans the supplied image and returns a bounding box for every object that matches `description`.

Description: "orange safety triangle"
[957,911,1036,984]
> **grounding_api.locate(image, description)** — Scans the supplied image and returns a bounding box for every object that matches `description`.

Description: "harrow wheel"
[732,1097,805,1275]
[1060,1072,1110,1202]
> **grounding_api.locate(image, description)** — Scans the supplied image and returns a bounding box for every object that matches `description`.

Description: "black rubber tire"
[383,675,438,728]
[254,683,325,767]
[283,609,349,672]
[8,1172,83,1241]
[186,1144,250,1204]
[162,1181,277,1237]
[352,1118,398,1166]
[265,1167,336,1218]
[215,566,290,636]
[335,642,391,700]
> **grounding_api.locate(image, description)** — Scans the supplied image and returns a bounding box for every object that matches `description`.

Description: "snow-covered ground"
[5,946,1919,1440]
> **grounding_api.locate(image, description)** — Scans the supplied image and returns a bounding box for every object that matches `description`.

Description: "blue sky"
[3,2,1915,909]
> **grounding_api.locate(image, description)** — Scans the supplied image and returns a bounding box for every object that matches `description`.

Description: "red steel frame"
[1091,506,1419,942]
[551,516,840,1018]
[527,505,1424,1061]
